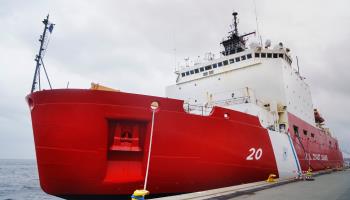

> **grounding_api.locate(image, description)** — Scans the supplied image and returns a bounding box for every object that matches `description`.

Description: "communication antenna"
[296,56,300,74]
[172,30,177,71]
[253,0,262,46]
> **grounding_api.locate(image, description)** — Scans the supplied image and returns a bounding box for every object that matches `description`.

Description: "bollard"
[266,174,277,183]
[131,189,149,200]
[305,167,314,181]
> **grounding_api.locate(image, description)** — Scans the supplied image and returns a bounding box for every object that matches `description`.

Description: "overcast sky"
[1,0,349,159]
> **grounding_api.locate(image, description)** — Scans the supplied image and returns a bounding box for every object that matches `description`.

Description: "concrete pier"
[154,169,350,200]
[228,169,350,200]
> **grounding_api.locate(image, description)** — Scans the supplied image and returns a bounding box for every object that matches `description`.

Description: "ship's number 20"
[246,148,263,160]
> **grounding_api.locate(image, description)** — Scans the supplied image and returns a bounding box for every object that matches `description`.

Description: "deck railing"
[182,88,268,116]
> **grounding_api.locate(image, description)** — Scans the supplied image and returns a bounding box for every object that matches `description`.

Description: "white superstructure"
[166,12,315,131]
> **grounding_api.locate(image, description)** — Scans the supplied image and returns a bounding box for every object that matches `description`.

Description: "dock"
[154,169,350,200]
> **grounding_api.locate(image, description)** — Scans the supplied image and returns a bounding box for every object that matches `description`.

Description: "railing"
[211,96,252,106]
[182,87,269,116]
[183,103,213,116]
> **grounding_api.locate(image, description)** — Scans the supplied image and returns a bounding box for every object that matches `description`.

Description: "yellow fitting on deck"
[306,167,313,176]
[266,174,277,183]
[131,189,149,200]
[90,82,120,92]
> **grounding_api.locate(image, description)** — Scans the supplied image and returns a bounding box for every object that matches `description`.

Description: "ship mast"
[221,12,255,56]
[30,15,54,93]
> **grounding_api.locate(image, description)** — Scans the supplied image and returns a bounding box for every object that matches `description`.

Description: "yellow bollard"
[305,167,314,181]
[131,189,149,200]
[266,174,277,183]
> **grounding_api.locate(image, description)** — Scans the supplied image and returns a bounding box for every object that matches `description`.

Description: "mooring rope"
[143,109,156,190]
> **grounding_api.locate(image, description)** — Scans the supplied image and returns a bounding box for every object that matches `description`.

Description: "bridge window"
[212,63,217,68]
[218,62,223,67]
[267,53,272,58]
[205,65,212,70]
[273,53,278,58]
[235,57,240,62]
[194,69,199,73]
[247,54,252,59]
[200,67,204,72]
[261,53,266,58]
[223,60,229,65]
[181,73,185,77]
[186,71,190,76]
[190,70,194,74]
[229,59,235,64]
[241,55,246,60]
[279,53,284,58]
[255,53,260,58]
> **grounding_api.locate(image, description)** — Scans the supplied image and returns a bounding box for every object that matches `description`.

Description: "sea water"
[0,159,61,200]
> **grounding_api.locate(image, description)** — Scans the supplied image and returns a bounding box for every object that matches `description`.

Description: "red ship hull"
[288,113,343,171]
[26,89,343,198]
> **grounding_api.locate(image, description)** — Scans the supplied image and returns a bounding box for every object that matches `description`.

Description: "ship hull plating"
[27,89,343,197]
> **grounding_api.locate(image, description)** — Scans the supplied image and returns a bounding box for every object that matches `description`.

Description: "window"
[267,53,272,58]
[181,73,185,77]
[311,133,315,138]
[200,67,204,72]
[293,125,299,137]
[212,63,217,68]
[261,53,266,58]
[186,71,190,76]
[279,53,284,58]
[241,55,246,60]
[247,54,252,59]
[229,59,235,64]
[223,60,229,65]
[273,53,278,58]
[190,70,194,75]
[194,69,199,73]
[255,53,260,58]
[235,57,240,62]
[303,130,308,136]
[205,65,212,70]
[218,62,223,67]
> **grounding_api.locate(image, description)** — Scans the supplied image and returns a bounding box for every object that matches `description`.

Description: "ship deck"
[155,168,350,200]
